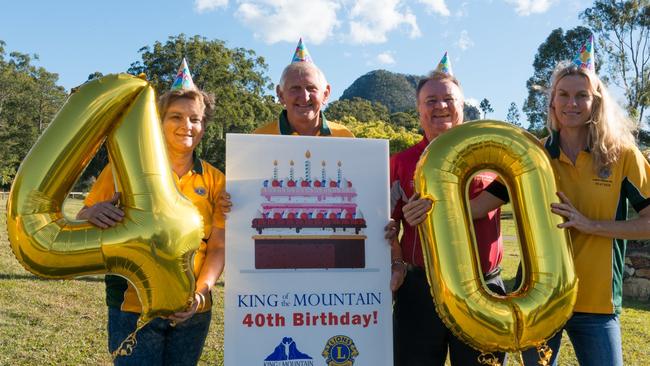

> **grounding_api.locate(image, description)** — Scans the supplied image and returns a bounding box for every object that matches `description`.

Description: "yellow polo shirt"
[544,131,650,314]
[85,157,225,313]
[254,110,354,137]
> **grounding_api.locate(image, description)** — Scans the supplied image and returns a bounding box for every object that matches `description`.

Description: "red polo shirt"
[390,137,503,274]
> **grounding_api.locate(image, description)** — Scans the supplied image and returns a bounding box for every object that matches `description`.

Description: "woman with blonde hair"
[516,39,650,365]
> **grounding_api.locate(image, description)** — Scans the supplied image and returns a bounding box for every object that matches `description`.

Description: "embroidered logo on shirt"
[598,167,612,179]
[195,187,207,195]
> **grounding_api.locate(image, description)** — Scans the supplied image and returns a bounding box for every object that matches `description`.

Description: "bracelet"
[194,291,206,311]
[391,258,407,274]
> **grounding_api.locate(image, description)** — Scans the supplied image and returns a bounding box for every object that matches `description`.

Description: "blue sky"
[3,0,595,124]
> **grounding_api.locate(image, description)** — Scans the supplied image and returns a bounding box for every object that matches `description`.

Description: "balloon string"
[516,352,525,365]
[535,341,553,366]
[478,352,501,366]
[110,318,149,361]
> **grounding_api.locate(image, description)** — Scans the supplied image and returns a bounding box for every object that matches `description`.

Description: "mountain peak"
[340,70,424,113]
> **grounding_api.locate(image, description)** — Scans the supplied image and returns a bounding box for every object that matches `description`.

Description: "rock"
[628,240,650,250]
[635,268,650,279]
[627,247,650,258]
[624,265,635,277]
[623,277,650,301]
[628,255,650,269]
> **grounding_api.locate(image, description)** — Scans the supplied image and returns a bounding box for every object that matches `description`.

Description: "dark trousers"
[393,267,507,366]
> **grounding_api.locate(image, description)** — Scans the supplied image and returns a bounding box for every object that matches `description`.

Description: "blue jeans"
[108,306,212,366]
[513,265,623,366]
[521,312,622,366]
[393,267,507,366]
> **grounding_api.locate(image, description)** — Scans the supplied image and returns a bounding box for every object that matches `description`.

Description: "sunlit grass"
[0,197,648,365]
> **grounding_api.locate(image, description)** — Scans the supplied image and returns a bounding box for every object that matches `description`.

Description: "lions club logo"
[322,335,359,366]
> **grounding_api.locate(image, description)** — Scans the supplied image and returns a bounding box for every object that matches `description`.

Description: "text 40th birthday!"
[242,311,379,328]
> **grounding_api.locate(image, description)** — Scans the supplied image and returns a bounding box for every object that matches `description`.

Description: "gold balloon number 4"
[415,121,578,354]
[6,74,204,325]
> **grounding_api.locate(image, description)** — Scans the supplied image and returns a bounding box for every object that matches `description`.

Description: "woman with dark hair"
[77,59,225,365]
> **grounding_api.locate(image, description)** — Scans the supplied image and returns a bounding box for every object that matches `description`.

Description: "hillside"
[340,70,422,113]
[338,69,480,121]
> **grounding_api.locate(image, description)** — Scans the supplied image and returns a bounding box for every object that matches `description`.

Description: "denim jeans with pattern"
[108,306,212,366]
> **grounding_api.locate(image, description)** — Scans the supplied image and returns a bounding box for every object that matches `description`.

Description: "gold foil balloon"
[415,120,577,352]
[6,74,204,324]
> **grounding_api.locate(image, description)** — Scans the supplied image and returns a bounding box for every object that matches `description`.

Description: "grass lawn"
[0,198,224,366]
[1,198,649,365]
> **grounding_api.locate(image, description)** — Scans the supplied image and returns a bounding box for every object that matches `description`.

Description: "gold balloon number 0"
[415,121,578,355]
[6,75,204,340]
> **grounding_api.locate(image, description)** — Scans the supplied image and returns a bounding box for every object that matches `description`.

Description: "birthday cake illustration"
[252,150,366,269]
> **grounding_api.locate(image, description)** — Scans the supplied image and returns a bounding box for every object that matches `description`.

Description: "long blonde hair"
[547,62,637,172]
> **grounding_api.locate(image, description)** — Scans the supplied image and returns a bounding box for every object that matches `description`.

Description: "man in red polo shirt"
[390,65,506,365]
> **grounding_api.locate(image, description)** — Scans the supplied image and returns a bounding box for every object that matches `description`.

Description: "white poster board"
[225,134,392,366]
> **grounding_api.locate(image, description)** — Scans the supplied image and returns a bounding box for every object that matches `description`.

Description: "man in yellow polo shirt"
[224,40,406,308]
[254,39,353,138]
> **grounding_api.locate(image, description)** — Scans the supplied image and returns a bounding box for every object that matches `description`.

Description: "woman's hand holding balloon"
[168,291,205,324]
[77,192,124,229]
[551,192,593,233]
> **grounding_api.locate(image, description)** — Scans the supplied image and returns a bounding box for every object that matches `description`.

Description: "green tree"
[479,98,494,119]
[0,41,66,188]
[127,34,281,171]
[506,102,522,126]
[581,0,650,123]
[464,103,480,121]
[389,110,419,130]
[87,71,104,81]
[523,26,595,134]
[336,116,420,154]
[325,97,390,123]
